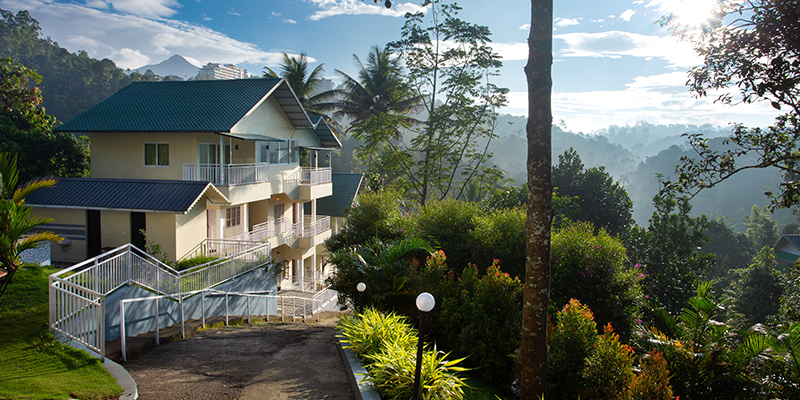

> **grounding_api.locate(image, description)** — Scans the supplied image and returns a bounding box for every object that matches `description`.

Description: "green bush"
[364,342,468,400]
[581,324,636,400]
[440,262,522,387]
[414,199,482,275]
[336,308,417,357]
[325,189,407,253]
[174,255,219,271]
[727,247,783,326]
[471,208,526,279]
[547,299,598,400]
[551,221,643,341]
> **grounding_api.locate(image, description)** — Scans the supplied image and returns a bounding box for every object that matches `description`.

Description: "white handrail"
[182,163,270,186]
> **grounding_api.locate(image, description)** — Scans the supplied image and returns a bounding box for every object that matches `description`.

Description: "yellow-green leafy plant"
[364,341,468,400]
[337,307,417,356]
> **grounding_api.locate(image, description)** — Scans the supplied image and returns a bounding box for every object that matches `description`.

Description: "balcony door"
[198,143,230,182]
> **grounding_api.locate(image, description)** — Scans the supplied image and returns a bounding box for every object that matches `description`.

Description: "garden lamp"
[357,282,366,313]
[413,292,435,400]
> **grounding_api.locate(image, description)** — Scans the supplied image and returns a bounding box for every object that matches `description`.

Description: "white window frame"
[144,142,170,167]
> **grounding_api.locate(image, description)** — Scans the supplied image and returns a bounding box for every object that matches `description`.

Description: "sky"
[0,0,780,133]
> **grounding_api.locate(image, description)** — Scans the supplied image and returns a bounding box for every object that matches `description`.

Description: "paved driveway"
[124,320,355,400]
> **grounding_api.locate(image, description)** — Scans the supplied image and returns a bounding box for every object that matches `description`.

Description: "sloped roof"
[26,177,229,214]
[304,173,364,217]
[54,78,313,133]
[310,116,342,148]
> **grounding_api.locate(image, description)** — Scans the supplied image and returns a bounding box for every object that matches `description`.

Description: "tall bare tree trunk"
[521,0,553,398]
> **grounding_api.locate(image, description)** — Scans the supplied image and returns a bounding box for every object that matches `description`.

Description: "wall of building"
[100,210,131,251]
[176,204,209,259]
[145,213,177,262]
[232,96,294,136]
[32,207,88,263]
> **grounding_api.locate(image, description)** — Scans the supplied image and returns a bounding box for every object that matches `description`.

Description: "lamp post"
[413,292,435,400]
[356,282,366,313]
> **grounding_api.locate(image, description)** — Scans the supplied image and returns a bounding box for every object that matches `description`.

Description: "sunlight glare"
[668,0,718,27]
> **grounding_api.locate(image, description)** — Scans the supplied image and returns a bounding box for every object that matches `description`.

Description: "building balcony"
[182,163,270,186]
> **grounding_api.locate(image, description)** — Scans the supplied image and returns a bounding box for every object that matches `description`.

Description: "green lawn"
[0,266,122,400]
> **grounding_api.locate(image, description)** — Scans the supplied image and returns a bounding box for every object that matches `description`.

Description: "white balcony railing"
[183,163,270,186]
[230,218,291,242]
[293,216,331,238]
[298,167,332,186]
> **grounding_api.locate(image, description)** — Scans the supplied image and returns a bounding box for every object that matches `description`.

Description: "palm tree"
[316,45,422,129]
[263,52,327,110]
[0,153,61,298]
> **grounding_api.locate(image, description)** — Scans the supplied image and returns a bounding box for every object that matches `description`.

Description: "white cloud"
[283,18,297,24]
[304,0,425,21]
[0,0,289,69]
[228,8,241,16]
[491,42,529,61]
[619,9,636,21]
[271,11,282,17]
[503,74,778,133]
[555,18,580,27]
[554,30,701,67]
[518,24,530,30]
[96,0,181,19]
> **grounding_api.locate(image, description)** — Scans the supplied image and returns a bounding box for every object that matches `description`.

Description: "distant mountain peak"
[133,55,201,79]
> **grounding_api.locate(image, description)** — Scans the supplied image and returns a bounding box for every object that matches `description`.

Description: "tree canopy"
[660,0,800,210]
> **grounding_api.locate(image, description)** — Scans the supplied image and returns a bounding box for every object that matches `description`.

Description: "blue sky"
[0,0,779,133]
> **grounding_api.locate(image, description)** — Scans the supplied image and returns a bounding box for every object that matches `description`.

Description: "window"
[267,140,300,165]
[225,206,241,228]
[144,143,169,166]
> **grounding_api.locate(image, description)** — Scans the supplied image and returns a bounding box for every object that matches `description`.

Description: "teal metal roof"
[54,78,314,133]
[310,116,342,148]
[27,177,229,213]
[304,173,363,217]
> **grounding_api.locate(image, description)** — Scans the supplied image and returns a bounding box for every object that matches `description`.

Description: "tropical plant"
[326,237,433,313]
[324,189,407,254]
[0,152,61,298]
[364,342,468,400]
[337,307,417,357]
[643,282,768,398]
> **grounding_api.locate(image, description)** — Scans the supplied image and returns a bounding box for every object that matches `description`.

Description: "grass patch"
[0,266,122,400]
[174,255,220,271]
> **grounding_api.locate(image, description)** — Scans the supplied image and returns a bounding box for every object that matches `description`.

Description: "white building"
[198,63,251,80]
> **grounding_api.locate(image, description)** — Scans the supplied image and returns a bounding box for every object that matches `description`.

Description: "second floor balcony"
[183,163,270,186]
[183,164,333,188]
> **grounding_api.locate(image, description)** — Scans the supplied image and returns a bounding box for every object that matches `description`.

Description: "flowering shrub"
[413,199,482,275]
[627,350,673,400]
[548,299,598,400]
[440,262,523,386]
[581,324,636,400]
[551,221,643,341]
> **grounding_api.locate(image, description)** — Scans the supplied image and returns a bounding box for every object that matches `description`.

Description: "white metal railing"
[293,215,331,238]
[298,167,332,186]
[180,238,264,261]
[312,286,338,314]
[182,163,270,186]
[229,218,290,242]
[118,288,330,361]
[49,241,270,361]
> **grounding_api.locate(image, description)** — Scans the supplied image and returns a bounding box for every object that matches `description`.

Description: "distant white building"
[198,63,251,80]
